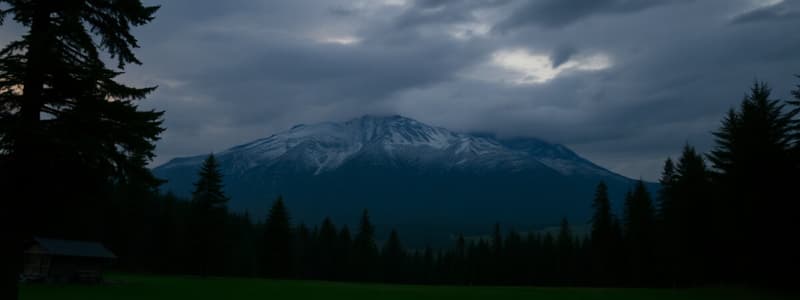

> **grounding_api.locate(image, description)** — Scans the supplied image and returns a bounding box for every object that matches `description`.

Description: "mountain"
[153,115,647,241]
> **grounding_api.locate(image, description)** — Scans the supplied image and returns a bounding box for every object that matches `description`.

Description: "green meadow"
[20,274,795,300]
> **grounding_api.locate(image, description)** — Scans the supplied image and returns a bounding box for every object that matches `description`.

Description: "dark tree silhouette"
[192,155,228,209]
[381,229,406,282]
[556,218,574,285]
[674,145,711,284]
[337,225,353,280]
[656,145,712,286]
[261,196,292,278]
[708,82,798,285]
[189,154,229,276]
[316,217,339,280]
[502,229,525,285]
[656,159,676,222]
[590,181,616,285]
[622,181,656,286]
[0,1,161,297]
[353,209,378,281]
[291,223,312,278]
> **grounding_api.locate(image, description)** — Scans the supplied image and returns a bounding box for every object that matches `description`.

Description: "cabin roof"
[30,237,117,259]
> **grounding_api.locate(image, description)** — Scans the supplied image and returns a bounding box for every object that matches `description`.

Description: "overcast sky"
[6,0,800,180]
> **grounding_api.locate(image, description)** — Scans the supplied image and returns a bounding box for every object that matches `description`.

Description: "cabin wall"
[22,253,51,278]
[48,256,107,282]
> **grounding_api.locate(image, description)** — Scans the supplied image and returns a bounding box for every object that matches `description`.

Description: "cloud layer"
[4,0,799,180]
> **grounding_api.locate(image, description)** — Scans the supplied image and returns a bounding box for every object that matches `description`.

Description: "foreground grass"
[21,274,794,300]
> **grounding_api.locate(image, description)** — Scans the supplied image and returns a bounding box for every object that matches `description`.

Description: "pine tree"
[589,181,616,285]
[490,223,503,284]
[291,223,312,278]
[317,217,338,280]
[673,144,711,285]
[657,159,676,222]
[192,155,228,210]
[540,232,557,285]
[622,180,656,286]
[0,1,162,181]
[0,2,162,296]
[353,209,378,281]
[381,229,406,283]
[336,225,353,280]
[261,196,292,278]
[707,82,798,285]
[556,218,574,285]
[503,229,524,284]
[189,154,229,276]
[525,233,543,284]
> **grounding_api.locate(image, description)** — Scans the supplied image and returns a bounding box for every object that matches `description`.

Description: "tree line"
[93,80,799,287]
[6,80,799,288]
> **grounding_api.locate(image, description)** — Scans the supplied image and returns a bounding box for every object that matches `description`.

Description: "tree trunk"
[5,2,51,299]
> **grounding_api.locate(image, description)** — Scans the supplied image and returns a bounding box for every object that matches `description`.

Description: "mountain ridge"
[158,114,617,178]
[153,114,648,241]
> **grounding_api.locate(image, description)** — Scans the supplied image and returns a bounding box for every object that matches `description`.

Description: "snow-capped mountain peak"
[159,115,611,177]
[152,115,642,229]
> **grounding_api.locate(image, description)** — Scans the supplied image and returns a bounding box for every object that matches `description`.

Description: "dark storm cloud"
[35,0,795,180]
[494,0,689,31]
[389,0,510,32]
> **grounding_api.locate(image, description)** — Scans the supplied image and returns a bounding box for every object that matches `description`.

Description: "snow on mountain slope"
[158,115,612,177]
[152,114,651,235]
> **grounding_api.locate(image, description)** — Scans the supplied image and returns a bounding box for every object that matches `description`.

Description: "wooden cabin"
[22,237,116,283]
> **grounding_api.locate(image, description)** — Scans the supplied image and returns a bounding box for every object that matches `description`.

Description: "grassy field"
[21,274,795,300]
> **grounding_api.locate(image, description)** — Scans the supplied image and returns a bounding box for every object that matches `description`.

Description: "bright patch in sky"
[317,36,361,45]
[381,0,409,6]
[489,49,611,84]
[753,0,783,7]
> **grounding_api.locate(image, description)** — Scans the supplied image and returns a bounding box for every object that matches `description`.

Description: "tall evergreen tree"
[556,218,574,285]
[337,225,353,280]
[589,181,616,285]
[708,82,798,285]
[192,154,228,210]
[491,223,503,284]
[622,181,656,286]
[261,196,292,278]
[657,159,676,222]
[655,157,677,285]
[503,229,525,284]
[539,232,557,284]
[189,154,229,276]
[673,145,711,284]
[381,229,406,283]
[0,2,162,297]
[316,217,338,280]
[353,209,378,281]
[291,223,312,278]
